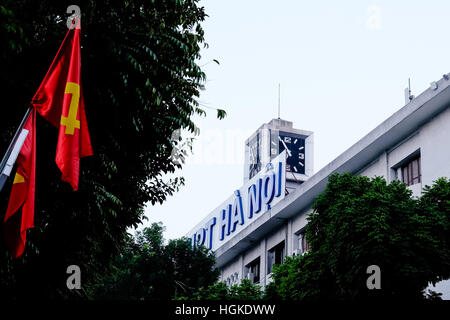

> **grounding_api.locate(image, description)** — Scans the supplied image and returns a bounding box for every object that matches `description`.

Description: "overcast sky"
[138,0,450,240]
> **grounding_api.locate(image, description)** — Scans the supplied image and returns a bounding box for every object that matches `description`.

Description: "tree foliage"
[0,0,223,299]
[266,174,450,300]
[91,222,219,300]
[185,279,263,300]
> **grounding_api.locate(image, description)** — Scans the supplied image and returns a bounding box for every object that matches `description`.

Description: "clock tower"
[244,119,313,192]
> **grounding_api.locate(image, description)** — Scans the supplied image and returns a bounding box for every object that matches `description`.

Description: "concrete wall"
[357,154,385,179]
[221,255,243,286]
[357,105,450,193]
[419,106,450,186]
[220,224,289,288]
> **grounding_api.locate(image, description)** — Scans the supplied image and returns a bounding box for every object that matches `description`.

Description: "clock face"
[248,134,261,179]
[278,132,305,174]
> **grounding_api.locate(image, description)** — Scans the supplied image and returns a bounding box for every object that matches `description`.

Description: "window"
[294,230,310,255]
[245,257,260,284]
[401,156,421,186]
[297,230,310,254]
[267,241,285,274]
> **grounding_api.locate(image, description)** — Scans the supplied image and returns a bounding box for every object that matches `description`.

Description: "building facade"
[187,73,450,295]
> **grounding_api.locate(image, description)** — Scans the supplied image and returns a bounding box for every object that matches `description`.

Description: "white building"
[187,73,450,296]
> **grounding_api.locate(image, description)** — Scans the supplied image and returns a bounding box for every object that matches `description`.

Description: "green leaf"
[216,109,227,119]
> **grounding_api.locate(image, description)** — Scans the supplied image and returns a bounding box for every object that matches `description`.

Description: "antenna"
[278,83,281,119]
[404,78,414,104]
[409,78,411,97]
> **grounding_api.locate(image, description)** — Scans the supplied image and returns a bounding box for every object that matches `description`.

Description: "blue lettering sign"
[247,178,262,219]
[262,169,276,210]
[276,161,283,198]
[205,217,216,249]
[219,205,231,240]
[229,190,245,233]
[193,227,206,247]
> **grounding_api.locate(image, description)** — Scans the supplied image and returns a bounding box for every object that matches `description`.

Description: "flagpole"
[0,106,33,192]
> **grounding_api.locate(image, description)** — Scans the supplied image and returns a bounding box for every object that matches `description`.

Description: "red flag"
[31,19,93,191]
[3,110,36,258]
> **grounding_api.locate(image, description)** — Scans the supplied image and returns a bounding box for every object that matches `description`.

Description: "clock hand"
[278,136,292,157]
